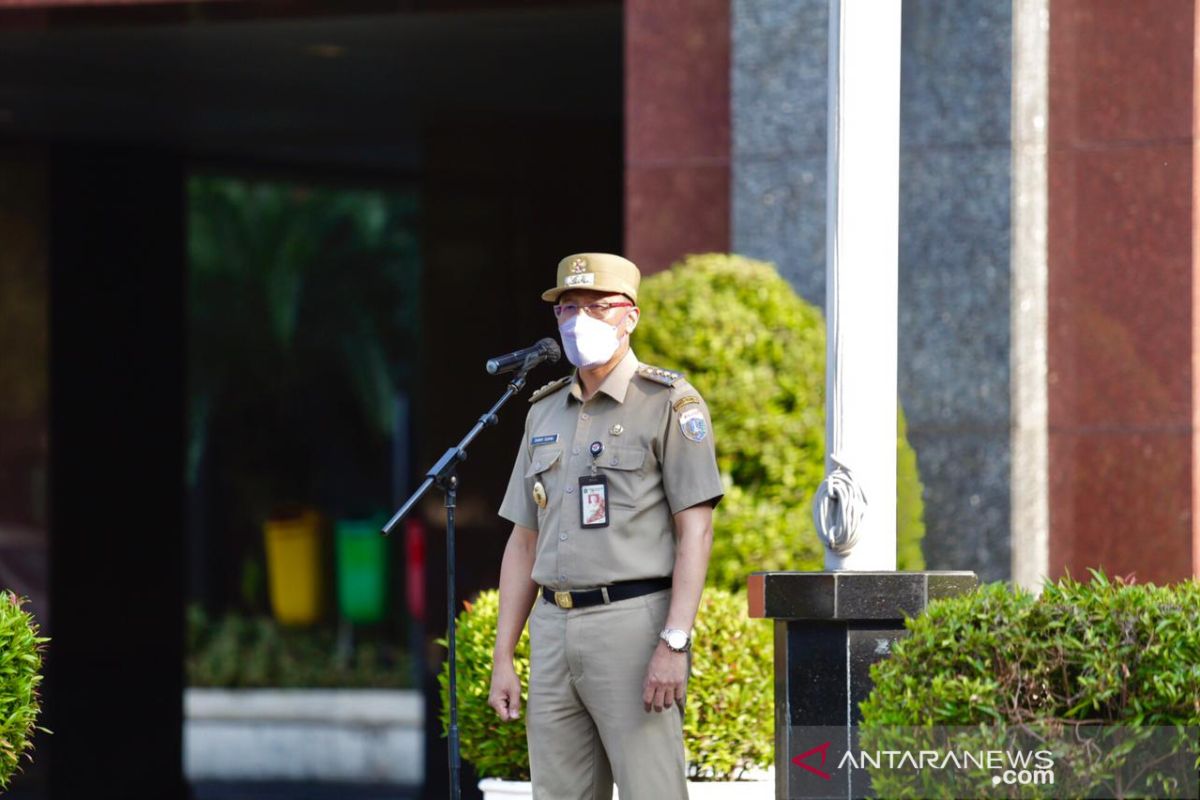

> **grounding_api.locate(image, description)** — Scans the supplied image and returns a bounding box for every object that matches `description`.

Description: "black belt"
[541,577,671,610]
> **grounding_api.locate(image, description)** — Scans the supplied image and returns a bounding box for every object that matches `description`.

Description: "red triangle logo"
[791,741,833,780]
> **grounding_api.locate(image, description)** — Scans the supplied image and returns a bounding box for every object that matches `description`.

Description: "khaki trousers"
[526,588,689,800]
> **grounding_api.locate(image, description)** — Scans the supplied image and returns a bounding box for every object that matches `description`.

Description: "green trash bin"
[335,516,388,624]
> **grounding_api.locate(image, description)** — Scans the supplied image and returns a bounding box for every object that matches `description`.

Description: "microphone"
[486,338,562,376]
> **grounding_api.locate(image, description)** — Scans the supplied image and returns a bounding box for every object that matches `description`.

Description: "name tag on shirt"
[579,475,609,528]
[531,434,559,447]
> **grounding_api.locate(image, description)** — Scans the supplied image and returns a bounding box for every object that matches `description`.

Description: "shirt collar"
[566,348,639,405]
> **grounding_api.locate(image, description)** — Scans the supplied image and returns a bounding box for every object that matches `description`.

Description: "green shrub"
[682,587,773,780]
[437,590,532,780]
[0,592,47,790]
[634,253,925,588]
[859,572,1200,798]
[185,605,411,689]
[439,588,773,781]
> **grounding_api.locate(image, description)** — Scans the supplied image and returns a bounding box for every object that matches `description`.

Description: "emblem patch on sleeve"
[678,407,708,442]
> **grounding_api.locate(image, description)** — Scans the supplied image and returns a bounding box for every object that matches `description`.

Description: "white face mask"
[559,310,632,368]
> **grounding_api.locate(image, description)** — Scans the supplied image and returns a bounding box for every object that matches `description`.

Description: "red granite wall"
[1194,0,1200,580]
[1047,0,1198,581]
[624,0,730,274]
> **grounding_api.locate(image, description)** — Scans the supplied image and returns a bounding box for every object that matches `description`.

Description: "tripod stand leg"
[444,475,462,800]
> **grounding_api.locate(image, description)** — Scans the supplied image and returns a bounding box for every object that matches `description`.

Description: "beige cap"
[541,253,641,303]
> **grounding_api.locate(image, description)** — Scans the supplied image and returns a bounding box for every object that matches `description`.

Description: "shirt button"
[559,533,568,541]
[580,413,589,420]
[572,447,580,455]
[610,457,618,466]
[565,486,574,494]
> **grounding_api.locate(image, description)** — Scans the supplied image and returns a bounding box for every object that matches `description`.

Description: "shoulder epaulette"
[636,364,684,387]
[529,376,572,403]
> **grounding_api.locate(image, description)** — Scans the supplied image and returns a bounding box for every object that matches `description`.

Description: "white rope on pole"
[813,452,868,555]
[814,0,899,569]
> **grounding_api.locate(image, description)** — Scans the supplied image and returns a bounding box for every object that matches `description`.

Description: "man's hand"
[642,640,688,712]
[489,525,537,722]
[489,659,523,721]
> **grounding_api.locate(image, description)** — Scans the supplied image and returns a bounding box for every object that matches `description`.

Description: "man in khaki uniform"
[488,253,724,800]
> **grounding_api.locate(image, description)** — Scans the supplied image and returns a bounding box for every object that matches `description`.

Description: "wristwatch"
[659,627,692,653]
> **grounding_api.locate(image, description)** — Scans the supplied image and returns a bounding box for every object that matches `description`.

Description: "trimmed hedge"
[0,593,46,790]
[634,253,925,588]
[859,573,1200,798]
[440,587,772,781]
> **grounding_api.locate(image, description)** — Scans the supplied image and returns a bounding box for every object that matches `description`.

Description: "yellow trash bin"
[264,508,322,625]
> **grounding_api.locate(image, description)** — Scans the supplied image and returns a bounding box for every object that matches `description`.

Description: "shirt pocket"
[527,447,563,478]
[598,445,646,508]
[525,448,563,519]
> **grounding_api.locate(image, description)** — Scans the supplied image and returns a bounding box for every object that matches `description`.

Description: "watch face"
[667,630,688,650]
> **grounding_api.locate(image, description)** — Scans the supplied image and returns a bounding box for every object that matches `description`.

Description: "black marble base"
[747,571,978,799]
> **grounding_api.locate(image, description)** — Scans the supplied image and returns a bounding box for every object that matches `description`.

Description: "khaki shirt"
[499,349,724,590]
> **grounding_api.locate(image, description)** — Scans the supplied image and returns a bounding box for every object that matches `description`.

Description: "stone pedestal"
[747,571,978,799]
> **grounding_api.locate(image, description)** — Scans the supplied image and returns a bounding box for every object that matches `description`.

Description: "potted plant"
[0,592,47,790]
[184,604,421,783]
[439,588,773,799]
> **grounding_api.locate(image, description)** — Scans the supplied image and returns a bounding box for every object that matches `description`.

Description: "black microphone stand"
[382,366,535,800]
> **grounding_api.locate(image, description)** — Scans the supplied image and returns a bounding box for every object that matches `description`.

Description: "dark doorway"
[0,3,621,798]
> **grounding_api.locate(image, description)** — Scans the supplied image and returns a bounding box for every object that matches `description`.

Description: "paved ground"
[191,782,422,800]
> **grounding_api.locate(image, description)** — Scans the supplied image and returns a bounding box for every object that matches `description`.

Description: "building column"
[47,145,187,799]
[1045,0,1199,583]
[624,0,731,273]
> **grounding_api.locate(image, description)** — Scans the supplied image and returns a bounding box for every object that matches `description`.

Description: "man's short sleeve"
[498,414,539,530]
[661,387,725,515]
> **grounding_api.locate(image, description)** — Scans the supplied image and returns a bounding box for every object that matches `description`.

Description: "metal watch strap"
[660,627,691,652]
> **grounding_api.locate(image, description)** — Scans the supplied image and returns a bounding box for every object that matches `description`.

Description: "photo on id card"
[579,475,608,528]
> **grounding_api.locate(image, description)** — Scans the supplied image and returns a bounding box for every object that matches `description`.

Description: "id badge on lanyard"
[579,474,609,528]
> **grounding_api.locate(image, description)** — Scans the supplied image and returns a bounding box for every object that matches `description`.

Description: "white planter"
[684,776,774,799]
[184,688,423,784]
[478,778,533,798]
[479,771,774,800]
